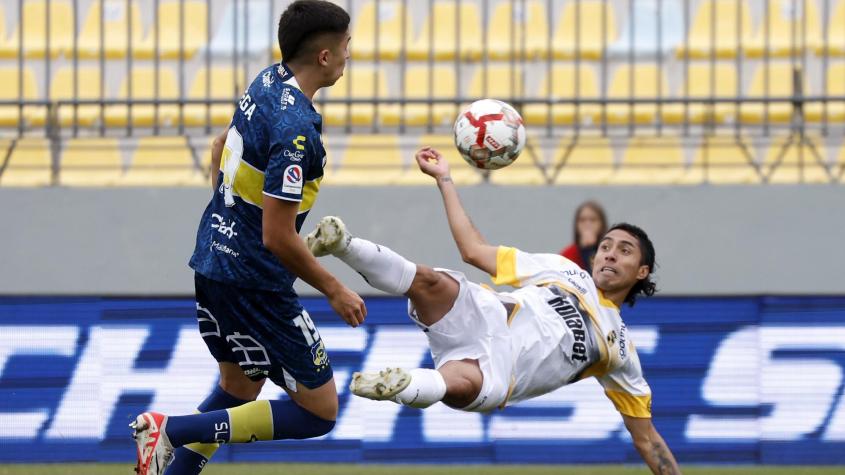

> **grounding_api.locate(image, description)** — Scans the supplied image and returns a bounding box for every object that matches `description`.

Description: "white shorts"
[407,268,514,413]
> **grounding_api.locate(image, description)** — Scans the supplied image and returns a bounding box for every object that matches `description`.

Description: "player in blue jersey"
[130,2,364,474]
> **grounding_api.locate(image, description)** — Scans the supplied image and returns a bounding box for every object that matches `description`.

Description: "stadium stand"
[486,0,548,60]
[0,5,15,58]
[551,137,615,185]
[381,66,458,127]
[820,0,845,56]
[682,138,761,185]
[608,137,686,184]
[0,67,39,127]
[322,66,389,127]
[16,0,74,59]
[677,0,752,59]
[523,65,600,126]
[44,67,103,127]
[120,136,204,186]
[553,0,618,59]
[104,68,181,127]
[0,138,51,186]
[330,134,404,185]
[134,1,208,59]
[661,63,738,125]
[806,63,845,122]
[466,65,524,103]
[610,0,684,57]
[183,67,244,127]
[75,0,143,59]
[746,0,822,58]
[350,0,410,61]
[764,135,833,183]
[599,64,669,125]
[406,2,482,61]
[59,138,123,186]
[739,62,804,124]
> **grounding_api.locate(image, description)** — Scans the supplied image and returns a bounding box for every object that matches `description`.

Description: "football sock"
[337,237,417,295]
[164,386,250,474]
[393,368,447,409]
[165,399,335,447]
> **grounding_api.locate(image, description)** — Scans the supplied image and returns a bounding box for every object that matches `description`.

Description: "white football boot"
[305,216,352,257]
[131,412,174,475]
[349,367,412,401]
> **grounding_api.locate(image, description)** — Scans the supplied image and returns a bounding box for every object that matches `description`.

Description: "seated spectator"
[560,201,607,274]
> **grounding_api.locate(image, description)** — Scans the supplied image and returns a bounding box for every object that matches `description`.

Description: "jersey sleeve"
[263,127,316,203]
[596,346,652,418]
[492,246,584,287]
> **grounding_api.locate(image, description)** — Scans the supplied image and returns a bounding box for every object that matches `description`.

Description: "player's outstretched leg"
[132,399,335,475]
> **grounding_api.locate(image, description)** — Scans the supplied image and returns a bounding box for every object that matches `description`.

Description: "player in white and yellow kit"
[306,147,681,475]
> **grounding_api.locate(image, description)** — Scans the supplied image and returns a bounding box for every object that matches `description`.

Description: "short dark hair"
[278,0,350,63]
[605,223,657,307]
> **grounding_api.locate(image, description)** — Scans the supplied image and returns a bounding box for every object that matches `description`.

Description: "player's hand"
[415,146,450,179]
[328,284,367,327]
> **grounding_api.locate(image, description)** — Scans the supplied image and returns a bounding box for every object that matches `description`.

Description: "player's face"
[324,32,351,86]
[592,229,649,294]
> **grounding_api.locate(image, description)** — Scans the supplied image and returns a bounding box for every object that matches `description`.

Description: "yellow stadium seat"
[676,0,752,59]
[322,67,389,127]
[805,63,845,122]
[739,63,803,124]
[680,139,761,184]
[747,0,821,58]
[407,2,482,61]
[350,1,411,60]
[763,136,833,184]
[524,65,599,126]
[184,67,246,127]
[598,65,669,125]
[120,136,203,186]
[488,143,546,185]
[819,1,845,56]
[60,138,123,186]
[0,139,52,187]
[9,1,75,59]
[37,68,104,127]
[382,66,458,127]
[104,68,180,127]
[608,138,685,184]
[662,64,738,125]
[0,68,41,127]
[0,6,15,59]
[330,135,404,185]
[467,66,525,103]
[552,138,615,185]
[486,1,549,60]
[394,135,483,186]
[553,1,618,60]
[74,0,142,59]
[134,1,207,59]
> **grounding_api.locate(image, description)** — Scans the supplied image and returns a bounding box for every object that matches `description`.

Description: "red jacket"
[559,243,587,270]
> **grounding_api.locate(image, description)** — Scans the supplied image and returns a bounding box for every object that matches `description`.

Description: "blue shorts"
[194,273,333,390]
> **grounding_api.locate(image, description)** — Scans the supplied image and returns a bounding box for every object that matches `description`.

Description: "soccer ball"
[453,99,526,170]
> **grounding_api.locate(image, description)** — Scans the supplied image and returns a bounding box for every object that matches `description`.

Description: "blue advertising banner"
[1,296,844,464]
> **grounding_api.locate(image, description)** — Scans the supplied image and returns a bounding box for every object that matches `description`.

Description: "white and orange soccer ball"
[453,99,526,170]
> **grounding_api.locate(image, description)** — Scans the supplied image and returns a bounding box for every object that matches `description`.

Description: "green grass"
[0,464,842,475]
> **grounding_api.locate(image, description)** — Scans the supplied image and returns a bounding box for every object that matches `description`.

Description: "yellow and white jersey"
[492,246,652,418]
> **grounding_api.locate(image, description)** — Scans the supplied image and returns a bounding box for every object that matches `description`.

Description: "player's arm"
[262,196,366,327]
[415,147,498,275]
[209,128,228,190]
[622,415,682,475]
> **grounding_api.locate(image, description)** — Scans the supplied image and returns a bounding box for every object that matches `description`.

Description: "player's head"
[278,0,351,85]
[592,223,657,307]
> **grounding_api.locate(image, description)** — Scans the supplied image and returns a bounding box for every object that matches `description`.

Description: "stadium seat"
[552,138,615,185]
[746,0,821,58]
[322,67,390,127]
[41,67,104,127]
[183,67,245,127]
[805,63,845,123]
[597,65,669,125]
[610,0,684,56]
[60,138,123,186]
[382,66,458,127]
[0,138,52,187]
[0,5,15,58]
[350,1,411,60]
[608,137,685,184]
[680,138,761,184]
[488,143,546,185]
[553,1,618,60]
[75,0,143,59]
[120,136,204,186]
[819,0,845,56]
[676,0,752,59]
[486,0,549,60]
[662,63,738,125]
[394,135,483,186]
[407,2,482,61]
[13,0,74,58]
[207,1,274,58]
[466,66,525,104]
[523,65,599,126]
[739,63,804,124]
[330,135,404,185]
[104,68,180,127]
[763,136,833,184]
[134,1,208,59]
[0,67,41,127]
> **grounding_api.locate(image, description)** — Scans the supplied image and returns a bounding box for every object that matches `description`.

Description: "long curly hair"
[605,223,657,307]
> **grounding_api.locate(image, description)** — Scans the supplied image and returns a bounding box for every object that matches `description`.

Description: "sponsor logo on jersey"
[210,213,238,239]
[311,340,329,368]
[281,88,295,110]
[262,70,275,87]
[618,323,628,359]
[283,149,304,161]
[547,294,589,363]
[293,135,306,150]
[607,330,617,346]
[282,164,303,194]
[277,64,289,78]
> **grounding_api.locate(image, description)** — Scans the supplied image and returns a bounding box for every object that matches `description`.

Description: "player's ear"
[317,48,330,66]
[636,265,649,281]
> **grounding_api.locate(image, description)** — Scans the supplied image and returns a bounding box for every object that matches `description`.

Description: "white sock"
[393,368,447,409]
[337,237,417,295]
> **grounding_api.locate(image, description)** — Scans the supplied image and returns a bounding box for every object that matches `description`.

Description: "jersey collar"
[598,289,621,311]
[276,62,302,92]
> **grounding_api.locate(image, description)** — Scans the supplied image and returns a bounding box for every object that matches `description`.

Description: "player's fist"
[328,285,367,327]
[415,146,450,179]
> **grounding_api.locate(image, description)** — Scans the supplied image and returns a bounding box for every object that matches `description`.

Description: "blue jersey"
[190,63,326,304]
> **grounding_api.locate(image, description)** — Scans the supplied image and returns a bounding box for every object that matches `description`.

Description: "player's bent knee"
[219,371,265,401]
